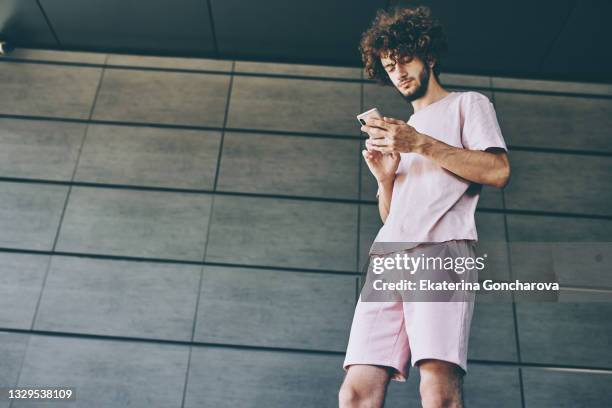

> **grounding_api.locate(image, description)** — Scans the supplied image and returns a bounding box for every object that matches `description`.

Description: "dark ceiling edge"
[536,0,577,73]
[34,0,62,49]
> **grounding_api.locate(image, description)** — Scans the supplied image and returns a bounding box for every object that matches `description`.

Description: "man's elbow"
[490,162,511,189]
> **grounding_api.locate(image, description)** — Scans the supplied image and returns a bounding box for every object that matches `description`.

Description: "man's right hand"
[362,139,400,183]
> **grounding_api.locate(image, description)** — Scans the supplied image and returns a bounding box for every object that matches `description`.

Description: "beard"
[396,63,431,103]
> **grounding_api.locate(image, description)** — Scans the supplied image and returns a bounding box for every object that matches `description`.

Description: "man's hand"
[361,117,425,153]
[361,147,400,184]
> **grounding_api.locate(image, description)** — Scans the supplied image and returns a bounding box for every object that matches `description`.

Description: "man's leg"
[417,359,465,408]
[338,364,393,408]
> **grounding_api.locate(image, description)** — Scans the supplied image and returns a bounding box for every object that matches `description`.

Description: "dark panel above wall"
[210,0,383,65]
[540,1,612,83]
[0,0,57,47]
[37,0,216,55]
[397,0,575,79]
[2,0,610,83]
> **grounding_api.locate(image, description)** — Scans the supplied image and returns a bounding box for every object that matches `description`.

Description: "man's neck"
[411,81,450,113]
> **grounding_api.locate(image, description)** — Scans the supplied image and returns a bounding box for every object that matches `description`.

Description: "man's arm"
[377,179,394,223]
[416,136,510,188]
[363,117,511,189]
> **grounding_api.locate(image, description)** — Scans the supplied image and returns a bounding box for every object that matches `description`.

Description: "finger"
[363,126,387,139]
[364,117,389,129]
[370,138,390,147]
[382,116,407,125]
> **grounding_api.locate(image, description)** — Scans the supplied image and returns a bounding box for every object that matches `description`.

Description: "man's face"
[381,54,431,102]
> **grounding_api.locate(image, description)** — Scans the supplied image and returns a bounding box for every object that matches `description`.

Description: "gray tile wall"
[0,49,610,407]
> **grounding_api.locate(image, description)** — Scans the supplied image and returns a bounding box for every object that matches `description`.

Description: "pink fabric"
[370,91,507,255]
[342,294,475,381]
[343,240,477,381]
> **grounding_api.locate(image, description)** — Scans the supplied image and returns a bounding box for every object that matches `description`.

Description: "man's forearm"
[415,134,510,188]
[377,179,394,223]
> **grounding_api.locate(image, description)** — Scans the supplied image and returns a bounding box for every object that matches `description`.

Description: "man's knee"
[338,365,391,408]
[417,359,464,408]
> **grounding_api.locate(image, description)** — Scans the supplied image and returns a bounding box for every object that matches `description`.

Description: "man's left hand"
[361,117,426,154]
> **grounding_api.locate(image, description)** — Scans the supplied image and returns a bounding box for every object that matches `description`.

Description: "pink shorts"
[342,241,476,382]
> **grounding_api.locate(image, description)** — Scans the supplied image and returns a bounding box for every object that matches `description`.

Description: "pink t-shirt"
[369,91,507,255]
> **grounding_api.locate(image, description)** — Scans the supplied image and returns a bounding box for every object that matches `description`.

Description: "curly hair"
[359,6,448,85]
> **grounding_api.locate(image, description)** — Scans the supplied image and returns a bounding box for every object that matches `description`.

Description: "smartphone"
[356,108,382,125]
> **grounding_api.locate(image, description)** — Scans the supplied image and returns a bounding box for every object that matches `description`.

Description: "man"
[339,6,510,408]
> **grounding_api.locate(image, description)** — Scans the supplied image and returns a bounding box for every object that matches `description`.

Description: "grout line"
[29,57,107,331]
[355,77,364,283]
[179,346,193,408]
[1,112,611,157]
[1,56,612,99]
[501,185,527,408]
[0,248,363,276]
[212,61,235,190]
[7,334,33,408]
[2,327,612,374]
[0,176,611,221]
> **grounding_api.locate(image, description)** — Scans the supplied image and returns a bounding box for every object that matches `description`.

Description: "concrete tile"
[0,182,68,250]
[92,68,230,127]
[475,212,510,282]
[358,204,381,272]
[34,256,201,341]
[74,124,221,189]
[359,158,378,200]
[0,118,85,180]
[13,335,189,408]
[517,302,612,368]
[205,195,358,272]
[495,92,612,152]
[522,368,612,407]
[184,347,344,408]
[492,76,612,96]
[0,62,102,118]
[479,185,504,209]
[504,151,612,216]
[469,292,518,363]
[234,61,361,78]
[3,48,107,64]
[217,132,359,199]
[507,214,612,242]
[463,365,522,408]
[440,73,492,88]
[227,75,361,136]
[56,187,212,261]
[0,332,30,407]
[106,54,232,71]
[0,252,49,329]
[363,82,413,123]
[194,266,354,351]
[507,215,612,291]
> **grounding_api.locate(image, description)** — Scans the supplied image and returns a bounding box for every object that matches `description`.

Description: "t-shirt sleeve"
[461,93,508,152]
